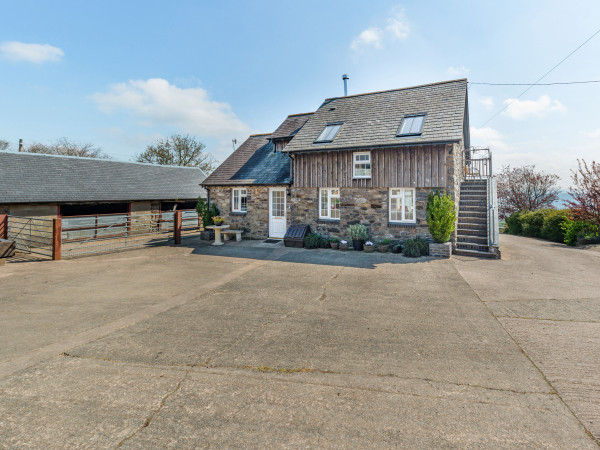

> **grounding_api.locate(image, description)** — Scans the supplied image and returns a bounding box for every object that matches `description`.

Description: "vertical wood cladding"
[292,145,449,188]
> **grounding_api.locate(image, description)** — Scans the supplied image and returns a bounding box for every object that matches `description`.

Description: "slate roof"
[0,152,207,204]
[270,112,313,139]
[202,112,313,186]
[283,79,469,153]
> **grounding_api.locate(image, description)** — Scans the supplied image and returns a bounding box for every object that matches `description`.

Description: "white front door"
[269,188,287,238]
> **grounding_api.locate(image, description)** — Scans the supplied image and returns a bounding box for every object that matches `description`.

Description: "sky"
[1,0,599,189]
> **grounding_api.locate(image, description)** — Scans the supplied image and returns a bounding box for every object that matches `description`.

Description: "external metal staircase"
[454,148,501,258]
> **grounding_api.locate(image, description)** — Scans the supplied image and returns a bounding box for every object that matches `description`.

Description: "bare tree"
[136,134,216,173]
[497,165,560,218]
[24,137,108,158]
[0,140,9,151]
[566,159,600,228]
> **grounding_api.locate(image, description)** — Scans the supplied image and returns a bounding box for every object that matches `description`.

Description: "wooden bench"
[222,230,243,242]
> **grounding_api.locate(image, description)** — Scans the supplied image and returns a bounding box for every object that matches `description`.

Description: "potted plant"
[378,239,391,253]
[391,243,402,254]
[339,239,349,251]
[330,237,340,250]
[304,233,323,249]
[426,189,456,258]
[212,215,225,226]
[348,224,368,251]
[197,198,219,240]
[363,240,375,253]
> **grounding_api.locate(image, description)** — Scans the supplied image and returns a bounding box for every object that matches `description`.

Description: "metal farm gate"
[3,210,201,260]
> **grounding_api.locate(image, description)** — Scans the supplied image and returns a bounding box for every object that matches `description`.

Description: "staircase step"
[453,248,499,258]
[457,235,488,244]
[457,223,487,231]
[456,242,490,252]
[459,204,487,211]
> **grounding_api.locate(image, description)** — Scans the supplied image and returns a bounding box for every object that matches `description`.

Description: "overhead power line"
[479,26,600,127]
[470,80,600,86]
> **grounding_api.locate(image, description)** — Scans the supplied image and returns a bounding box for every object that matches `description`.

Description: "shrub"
[505,211,525,234]
[196,198,220,227]
[304,233,323,249]
[330,237,340,243]
[380,238,391,245]
[520,209,552,237]
[562,219,599,246]
[403,238,429,257]
[426,190,456,243]
[348,224,368,241]
[540,210,569,242]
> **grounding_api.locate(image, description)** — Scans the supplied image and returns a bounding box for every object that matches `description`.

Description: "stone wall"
[208,186,273,239]
[289,187,434,243]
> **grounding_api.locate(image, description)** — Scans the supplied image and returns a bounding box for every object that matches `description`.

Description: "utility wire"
[470,80,600,86]
[479,26,600,127]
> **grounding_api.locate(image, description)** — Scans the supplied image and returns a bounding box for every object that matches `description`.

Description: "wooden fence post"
[0,214,7,239]
[52,218,62,261]
[174,211,182,245]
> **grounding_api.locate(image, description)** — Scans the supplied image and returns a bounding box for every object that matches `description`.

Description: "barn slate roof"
[283,79,469,153]
[0,152,207,204]
[202,113,312,186]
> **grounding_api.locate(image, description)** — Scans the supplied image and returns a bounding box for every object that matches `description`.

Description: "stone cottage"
[203,79,498,255]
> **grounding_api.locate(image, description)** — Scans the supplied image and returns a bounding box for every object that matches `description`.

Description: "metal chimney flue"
[342,74,349,96]
[18,139,23,152]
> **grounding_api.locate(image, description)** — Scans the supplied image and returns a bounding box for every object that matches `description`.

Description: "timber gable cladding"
[292,144,450,189]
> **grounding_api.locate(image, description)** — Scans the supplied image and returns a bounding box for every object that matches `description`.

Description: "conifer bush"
[426,190,456,243]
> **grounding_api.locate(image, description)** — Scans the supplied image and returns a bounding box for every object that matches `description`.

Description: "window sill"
[317,219,340,224]
[387,222,417,228]
[352,176,372,179]
[230,211,247,216]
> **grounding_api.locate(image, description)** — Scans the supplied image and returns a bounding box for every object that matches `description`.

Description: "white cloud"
[92,78,251,139]
[447,66,470,76]
[478,96,494,109]
[350,27,383,51]
[582,129,600,138]
[351,7,410,51]
[386,8,410,40]
[470,126,507,150]
[0,41,64,63]
[502,95,566,120]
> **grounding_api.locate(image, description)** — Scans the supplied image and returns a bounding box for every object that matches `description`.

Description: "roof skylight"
[315,123,343,143]
[397,114,425,136]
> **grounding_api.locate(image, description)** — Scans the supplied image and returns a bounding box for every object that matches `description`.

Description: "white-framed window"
[319,188,340,220]
[353,151,371,178]
[389,188,416,223]
[232,188,247,212]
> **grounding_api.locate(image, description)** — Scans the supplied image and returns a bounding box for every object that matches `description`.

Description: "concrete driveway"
[0,237,597,448]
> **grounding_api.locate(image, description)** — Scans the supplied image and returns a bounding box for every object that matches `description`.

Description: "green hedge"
[505,209,578,245]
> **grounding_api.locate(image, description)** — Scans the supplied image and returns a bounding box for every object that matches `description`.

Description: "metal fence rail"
[61,210,200,258]
[7,216,54,257]
[464,147,492,179]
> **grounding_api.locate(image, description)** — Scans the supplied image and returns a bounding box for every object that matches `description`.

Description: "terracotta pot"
[364,245,375,253]
[339,243,349,251]
[330,242,340,250]
[378,244,390,253]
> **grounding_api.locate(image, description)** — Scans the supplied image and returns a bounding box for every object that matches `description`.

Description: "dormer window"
[397,114,425,137]
[315,123,343,143]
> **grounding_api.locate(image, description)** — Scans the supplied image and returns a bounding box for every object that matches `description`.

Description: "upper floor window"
[397,114,426,136]
[319,188,340,220]
[389,188,416,223]
[232,188,247,212]
[353,152,371,178]
[315,123,343,143]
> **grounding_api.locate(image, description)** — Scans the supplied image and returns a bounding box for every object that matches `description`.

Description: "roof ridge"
[287,112,314,117]
[249,133,272,137]
[324,78,467,101]
[0,151,204,170]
